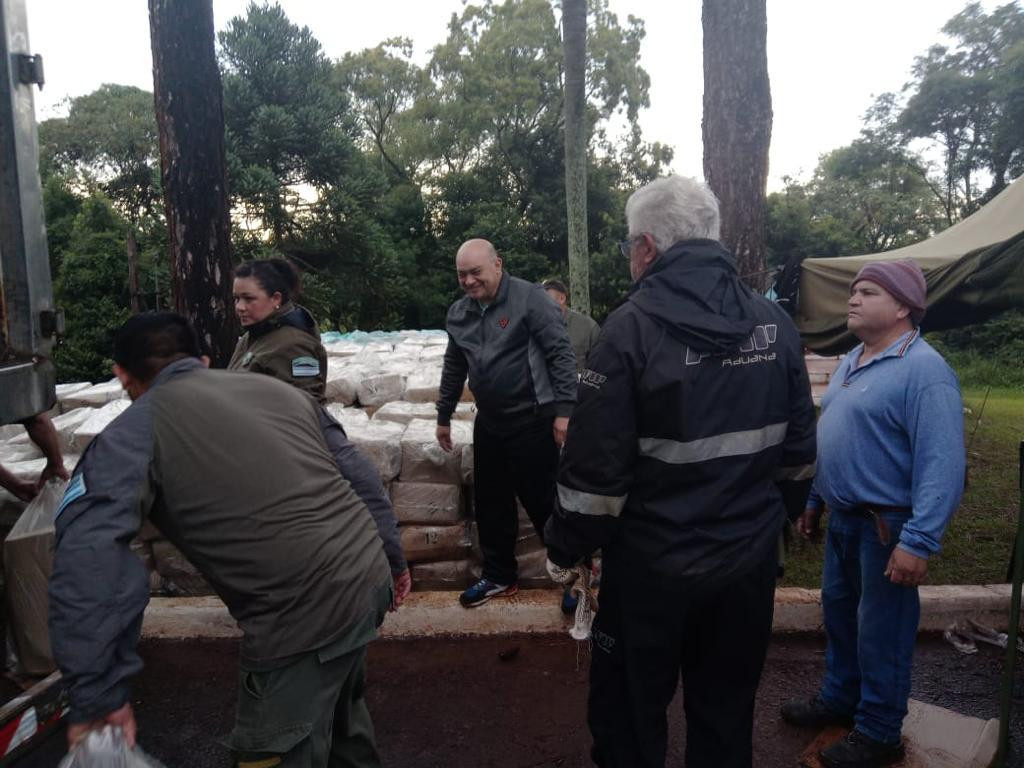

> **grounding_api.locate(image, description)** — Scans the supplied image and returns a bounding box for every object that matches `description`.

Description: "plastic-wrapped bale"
[402,367,442,403]
[61,378,126,409]
[400,523,473,563]
[357,372,406,408]
[391,482,464,525]
[343,420,405,482]
[0,489,25,527]
[0,424,22,441]
[348,350,385,370]
[452,403,476,422]
[55,382,92,412]
[0,439,41,463]
[399,418,472,484]
[372,401,438,426]
[71,399,132,453]
[325,403,370,429]
[516,547,555,587]
[151,539,214,596]
[410,559,480,589]
[461,443,474,485]
[323,340,361,358]
[0,409,96,456]
[51,407,98,452]
[515,523,555,586]
[419,344,447,362]
[0,456,80,486]
[325,361,372,406]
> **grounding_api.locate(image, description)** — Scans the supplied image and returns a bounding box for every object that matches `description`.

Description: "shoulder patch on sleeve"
[55,473,87,521]
[292,356,321,378]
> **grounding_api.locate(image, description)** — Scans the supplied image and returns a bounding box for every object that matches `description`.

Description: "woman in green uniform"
[229,259,413,605]
[228,259,328,402]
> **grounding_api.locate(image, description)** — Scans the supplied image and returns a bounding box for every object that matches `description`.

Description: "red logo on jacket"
[498,316,510,329]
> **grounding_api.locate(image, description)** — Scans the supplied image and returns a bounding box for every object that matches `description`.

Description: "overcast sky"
[25,0,986,189]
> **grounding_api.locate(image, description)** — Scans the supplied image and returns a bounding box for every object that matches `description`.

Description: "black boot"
[819,729,905,768]
[780,696,854,728]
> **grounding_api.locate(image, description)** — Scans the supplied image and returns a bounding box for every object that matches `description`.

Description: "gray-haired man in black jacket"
[436,238,577,608]
[545,177,817,768]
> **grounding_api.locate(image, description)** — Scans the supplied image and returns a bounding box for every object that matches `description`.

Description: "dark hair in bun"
[234,259,301,303]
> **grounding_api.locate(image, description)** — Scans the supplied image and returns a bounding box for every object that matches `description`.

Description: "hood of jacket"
[247,302,318,340]
[627,239,758,353]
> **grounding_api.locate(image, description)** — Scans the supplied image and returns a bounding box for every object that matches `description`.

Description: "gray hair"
[625,175,721,252]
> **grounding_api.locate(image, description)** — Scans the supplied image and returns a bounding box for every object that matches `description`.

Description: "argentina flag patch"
[291,356,321,378]
[55,473,87,521]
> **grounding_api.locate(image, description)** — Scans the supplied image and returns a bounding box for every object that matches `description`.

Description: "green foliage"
[219,2,361,240]
[37,0,672,381]
[37,84,160,222]
[873,2,1024,220]
[766,136,944,269]
[927,308,1024,389]
[51,195,132,382]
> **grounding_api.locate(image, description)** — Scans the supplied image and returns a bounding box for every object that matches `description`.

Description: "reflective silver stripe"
[776,461,817,482]
[638,422,789,465]
[557,483,627,517]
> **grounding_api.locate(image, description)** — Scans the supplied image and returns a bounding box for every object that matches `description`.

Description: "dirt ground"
[9,633,1024,767]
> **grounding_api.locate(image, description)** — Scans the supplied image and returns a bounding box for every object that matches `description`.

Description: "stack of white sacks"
[0,330,555,595]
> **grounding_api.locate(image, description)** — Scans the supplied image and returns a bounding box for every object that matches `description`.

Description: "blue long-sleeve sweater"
[808,330,965,559]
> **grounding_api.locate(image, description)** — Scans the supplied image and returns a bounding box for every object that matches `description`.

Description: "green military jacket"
[565,308,601,374]
[228,303,328,402]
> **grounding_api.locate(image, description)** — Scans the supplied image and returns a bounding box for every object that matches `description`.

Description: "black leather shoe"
[819,729,905,768]
[780,696,855,728]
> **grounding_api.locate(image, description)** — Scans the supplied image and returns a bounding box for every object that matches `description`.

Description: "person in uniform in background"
[0,411,69,501]
[229,258,410,598]
[542,278,601,374]
[229,259,328,402]
[436,238,577,609]
[50,312,402,767]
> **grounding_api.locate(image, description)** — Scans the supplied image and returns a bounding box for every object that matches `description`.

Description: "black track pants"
[473,415,559,585]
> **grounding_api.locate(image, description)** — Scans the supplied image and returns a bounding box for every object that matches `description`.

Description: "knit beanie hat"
[851,260,927,326]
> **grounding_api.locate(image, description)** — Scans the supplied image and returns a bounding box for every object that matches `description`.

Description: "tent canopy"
[793,176,1024,354]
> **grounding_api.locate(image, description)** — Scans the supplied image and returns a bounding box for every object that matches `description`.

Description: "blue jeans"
[819,510,920,745]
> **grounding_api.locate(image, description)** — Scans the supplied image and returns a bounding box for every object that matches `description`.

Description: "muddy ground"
[9,633,1024,767]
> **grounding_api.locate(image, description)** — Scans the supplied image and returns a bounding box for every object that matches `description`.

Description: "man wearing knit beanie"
[781,259,966,767]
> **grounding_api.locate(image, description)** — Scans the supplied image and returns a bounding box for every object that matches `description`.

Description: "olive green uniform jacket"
[229,303,328,403]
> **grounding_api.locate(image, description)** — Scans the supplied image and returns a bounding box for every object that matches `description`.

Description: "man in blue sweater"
[781,260,965,767]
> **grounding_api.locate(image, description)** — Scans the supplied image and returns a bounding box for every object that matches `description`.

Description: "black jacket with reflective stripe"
[437,273,577,427]
[545,240,816,584]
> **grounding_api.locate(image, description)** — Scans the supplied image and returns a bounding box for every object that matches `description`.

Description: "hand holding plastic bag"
[58,726,167,768]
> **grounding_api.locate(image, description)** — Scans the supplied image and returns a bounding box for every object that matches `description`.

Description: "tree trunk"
[702,0,772,291]
[127,227,141,314]
[149,0,237,364]
[562,0,590,314]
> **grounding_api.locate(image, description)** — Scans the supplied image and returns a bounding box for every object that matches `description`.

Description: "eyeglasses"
[618,237,636,258]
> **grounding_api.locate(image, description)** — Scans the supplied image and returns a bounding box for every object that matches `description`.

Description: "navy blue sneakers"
[459,578,518,608]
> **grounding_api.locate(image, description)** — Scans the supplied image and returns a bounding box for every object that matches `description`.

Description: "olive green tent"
[794,176,1024,354]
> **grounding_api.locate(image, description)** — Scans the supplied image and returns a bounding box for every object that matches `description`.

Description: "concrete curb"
[140,585,1017,641]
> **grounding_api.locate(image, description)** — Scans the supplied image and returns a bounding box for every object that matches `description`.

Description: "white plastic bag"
[58,726,167,768]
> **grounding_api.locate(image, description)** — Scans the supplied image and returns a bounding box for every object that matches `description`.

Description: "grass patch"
[780,387,1024,587]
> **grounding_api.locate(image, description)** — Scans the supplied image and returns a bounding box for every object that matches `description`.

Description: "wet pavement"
[10,633,1024,767]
